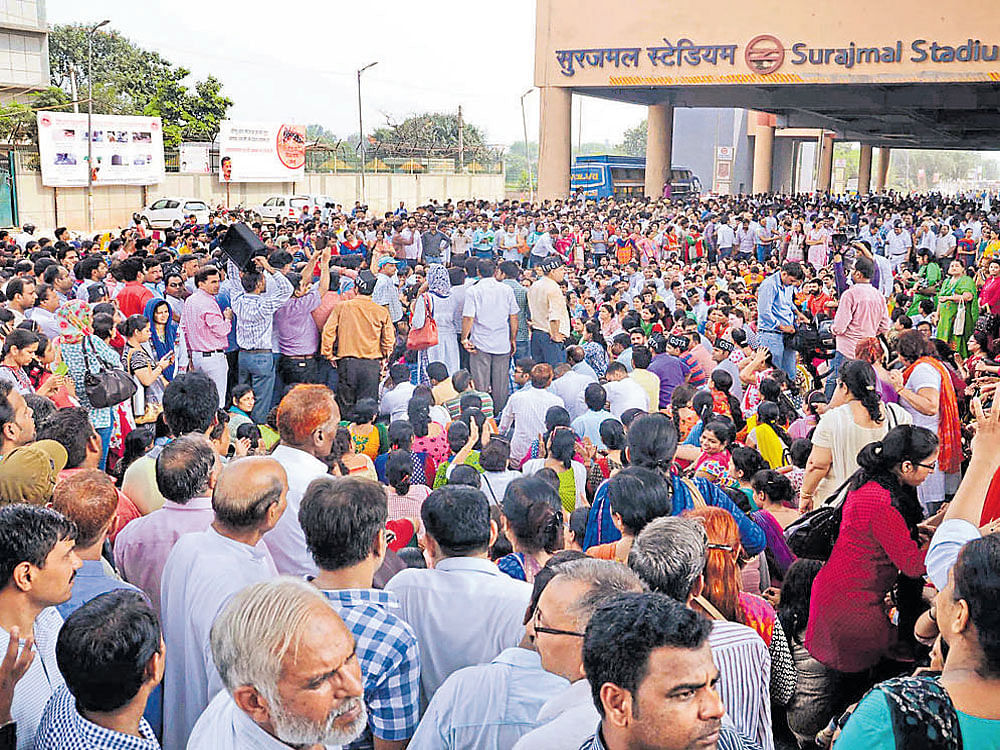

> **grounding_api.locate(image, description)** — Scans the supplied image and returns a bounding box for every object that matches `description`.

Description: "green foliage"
[0,87,71,143]
[48,23,232,147]
[306,124,339,145]
[619,119,647,157]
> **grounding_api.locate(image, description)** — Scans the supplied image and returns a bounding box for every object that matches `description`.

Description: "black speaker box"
[219,223,266,269]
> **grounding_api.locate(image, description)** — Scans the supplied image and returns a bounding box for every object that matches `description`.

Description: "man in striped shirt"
[628,517,774,750]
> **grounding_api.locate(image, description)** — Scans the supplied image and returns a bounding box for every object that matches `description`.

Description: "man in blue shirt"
[756,261,806,379]
[571,383,616,450]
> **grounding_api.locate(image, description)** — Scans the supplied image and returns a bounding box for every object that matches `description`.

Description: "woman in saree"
[935,260,978,357]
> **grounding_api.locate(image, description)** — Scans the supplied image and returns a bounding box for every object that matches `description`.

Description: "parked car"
[253,194,336,225]
[139,197,210,229]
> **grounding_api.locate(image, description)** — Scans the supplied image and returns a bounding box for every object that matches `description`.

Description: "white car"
[139,197,211,229]
[254,194,336,225]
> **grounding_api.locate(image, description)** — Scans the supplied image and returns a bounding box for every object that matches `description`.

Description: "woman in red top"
[804,424,937,726]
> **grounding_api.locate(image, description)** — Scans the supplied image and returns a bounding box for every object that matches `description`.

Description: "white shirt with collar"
[512,678,599,750]
[188,690,342,750]
[463,277,519,355]
[263,445,331,577]
[385,556,531,703]
[161,526,279,750]
[379,381,416,424]
[499,386,565,463]
[548,370,592,421]
[0,607,64,750]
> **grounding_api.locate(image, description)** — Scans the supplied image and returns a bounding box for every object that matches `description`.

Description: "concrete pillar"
[817,133,835,192]
[874,147,891,192]
[858,144,873,195]
[751,125,775,194]
[644,102,673,198]
[537,86,572,200]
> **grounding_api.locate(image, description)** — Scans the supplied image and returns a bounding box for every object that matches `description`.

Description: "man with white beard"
[188,578,368,749]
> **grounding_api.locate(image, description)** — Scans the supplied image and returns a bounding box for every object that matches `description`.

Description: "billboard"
[36,112,165,187]
[217,121,306,183]
[536,0,1000,88]
[179,142,211,174]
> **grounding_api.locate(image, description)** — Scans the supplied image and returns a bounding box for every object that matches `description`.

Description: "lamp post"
[520,88,534,204]
[86,19,110,233]
[356,61,378,205]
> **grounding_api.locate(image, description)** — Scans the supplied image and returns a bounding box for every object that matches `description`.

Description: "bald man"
[160,457,288,750]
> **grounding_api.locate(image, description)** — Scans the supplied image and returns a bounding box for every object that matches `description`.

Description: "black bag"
[81,336,137,409]
[783,478,851,560]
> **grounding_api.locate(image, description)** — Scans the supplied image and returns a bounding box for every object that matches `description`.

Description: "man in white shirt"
[0,505,81,750]
[160,457,288,750]
[603,361,652,417]
[379,364,417,424]
[462,258,519,413]
[386,485,531,704]
[628,517,775,750]
[886,222,913,272]
[512,559,643,750]
[716,216,736,259]
[499,364,565,464]
[548,364,591,421]
[188,578,367,749]
[264,385,342,577]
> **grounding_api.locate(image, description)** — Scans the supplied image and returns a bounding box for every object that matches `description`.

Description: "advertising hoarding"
[36,112,165,187]
[217,121,306,183]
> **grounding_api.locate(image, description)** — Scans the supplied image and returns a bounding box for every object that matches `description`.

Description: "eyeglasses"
[531,609,584,638]
[915,461,937,471]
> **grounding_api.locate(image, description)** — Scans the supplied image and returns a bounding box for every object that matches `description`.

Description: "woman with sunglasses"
[803,424,938,734]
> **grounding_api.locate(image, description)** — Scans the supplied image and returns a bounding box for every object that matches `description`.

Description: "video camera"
[829,226,857,249]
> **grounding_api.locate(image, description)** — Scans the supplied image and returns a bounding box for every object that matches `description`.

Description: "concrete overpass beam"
[644,103,673,199]
[752,125,774,194]
[875,147,891,192]
[858,144,873,195]
[537,86,572,200]
[817,133,835,193]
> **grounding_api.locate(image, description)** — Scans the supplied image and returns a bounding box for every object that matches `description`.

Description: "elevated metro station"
[534,0,1000,199]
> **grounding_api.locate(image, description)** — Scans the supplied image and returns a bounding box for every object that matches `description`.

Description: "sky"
[46,0,646,147]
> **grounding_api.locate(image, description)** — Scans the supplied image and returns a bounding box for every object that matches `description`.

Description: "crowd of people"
[0,188,999,750]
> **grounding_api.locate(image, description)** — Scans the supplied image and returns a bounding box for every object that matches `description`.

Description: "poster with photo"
[217,120,306,182]
[37,112,165,187]
[179,142,211,174]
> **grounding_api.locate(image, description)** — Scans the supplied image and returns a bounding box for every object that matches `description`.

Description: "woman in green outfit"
[936,260,978,357]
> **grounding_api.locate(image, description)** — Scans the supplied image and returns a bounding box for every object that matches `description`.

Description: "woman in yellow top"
[347,397,382,460]
[746,401,791,469]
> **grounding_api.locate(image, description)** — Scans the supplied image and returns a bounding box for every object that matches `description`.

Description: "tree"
[619,119,647,157]
[48,23,232,147]
[371,112,487,156]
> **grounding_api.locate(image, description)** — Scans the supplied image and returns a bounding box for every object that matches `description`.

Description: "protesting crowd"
[0,187,999,750]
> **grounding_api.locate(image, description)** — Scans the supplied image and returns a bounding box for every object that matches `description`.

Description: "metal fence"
[9,143,503,175]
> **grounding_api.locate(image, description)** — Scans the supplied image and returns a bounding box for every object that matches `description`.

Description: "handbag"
[125,348,162,424]
[953,301,967,337]
[81,336,137,409]
[783,477,852,560]
[407,293,439,351]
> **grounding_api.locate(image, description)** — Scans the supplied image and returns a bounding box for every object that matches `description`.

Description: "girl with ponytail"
[798,359,912,511]
[805,424,938,709]
[747,401,792,469]
[685,506,796,705]
[495,475,565,582]
[385,449,430,523]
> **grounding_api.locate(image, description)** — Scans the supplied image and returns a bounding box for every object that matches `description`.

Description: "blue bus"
[570,154,702,200]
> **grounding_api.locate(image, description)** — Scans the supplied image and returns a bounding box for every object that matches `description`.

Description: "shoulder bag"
[82,336,137,409]
[407,293,439,350]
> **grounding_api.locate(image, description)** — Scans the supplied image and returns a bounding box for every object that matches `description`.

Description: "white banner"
[217,120,306,183]
[36,112,165,187]
[179,142,211,174]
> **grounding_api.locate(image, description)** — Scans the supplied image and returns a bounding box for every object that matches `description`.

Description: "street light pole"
[356,61,378,205]
[520,88,534,204]
[86,19,110,234]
